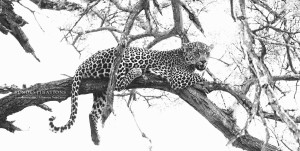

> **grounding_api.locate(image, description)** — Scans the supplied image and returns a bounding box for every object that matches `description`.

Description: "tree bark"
[0,0,40,61]
[0,73,279,151]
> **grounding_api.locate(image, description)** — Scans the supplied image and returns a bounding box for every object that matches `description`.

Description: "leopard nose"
[200,60,207,64]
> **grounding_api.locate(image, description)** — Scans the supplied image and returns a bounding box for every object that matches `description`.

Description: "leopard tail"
[49,68,83,133]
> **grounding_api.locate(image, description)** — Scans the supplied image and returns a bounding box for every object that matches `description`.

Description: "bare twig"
[61,0,101,42]
[17,1,45,32]
[179,0,204,34]
[237,0,300,147]
[283,35,299,74]
[36,104,52,112]
[230,0,236,21]
[109,0,135,12]
[0,84,19,94]
[152,0,162,15]
[125,98,152,151]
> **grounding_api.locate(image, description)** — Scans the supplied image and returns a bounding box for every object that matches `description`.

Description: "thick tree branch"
[106,0,145,118]
[0,0,40,62]
[0,73,280,151]
[29,0,84,11]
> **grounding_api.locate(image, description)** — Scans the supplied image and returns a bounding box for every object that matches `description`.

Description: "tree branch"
[0,73,280,151]
[109,0,135,12]
[106,0,145,119]
[0,0,40,62]
[179,0,204,34]
[237,0,300,147]
[29,0,84,11]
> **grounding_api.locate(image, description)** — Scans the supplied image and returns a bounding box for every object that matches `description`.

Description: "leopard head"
[182,42,213,70]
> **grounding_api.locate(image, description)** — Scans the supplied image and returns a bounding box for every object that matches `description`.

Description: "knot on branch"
[236,16,246,20]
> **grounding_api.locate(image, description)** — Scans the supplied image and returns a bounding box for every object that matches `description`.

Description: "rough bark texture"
[0,0,40,61]
[0,73,279,151]
[29,0,84,11]
[105,0,146,120]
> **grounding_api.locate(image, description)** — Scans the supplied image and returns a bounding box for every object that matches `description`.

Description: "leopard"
[49,41,213,145]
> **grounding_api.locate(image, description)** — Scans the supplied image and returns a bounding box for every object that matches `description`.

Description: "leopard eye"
[185,57,189,62]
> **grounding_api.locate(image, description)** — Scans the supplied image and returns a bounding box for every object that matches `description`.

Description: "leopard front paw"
[194,83,210,94]
[91,132,100,145]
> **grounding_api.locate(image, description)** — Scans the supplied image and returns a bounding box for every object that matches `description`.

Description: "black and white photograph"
[0,0,300,151]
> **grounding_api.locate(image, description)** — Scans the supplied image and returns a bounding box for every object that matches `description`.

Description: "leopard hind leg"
[89,91,112,145]
[89,68,142,145]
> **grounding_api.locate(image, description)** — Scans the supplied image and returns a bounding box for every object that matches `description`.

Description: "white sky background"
[0,1,244,151]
